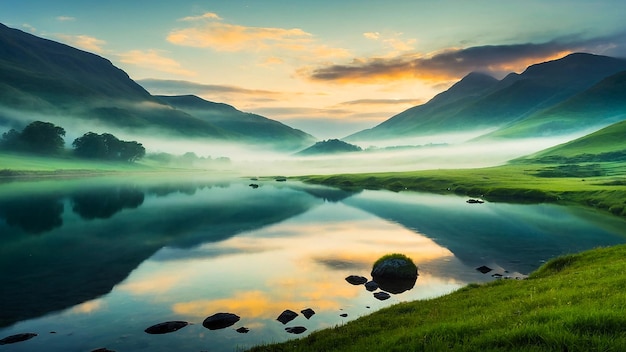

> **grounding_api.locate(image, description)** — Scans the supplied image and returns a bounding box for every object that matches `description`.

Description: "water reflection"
[0,195,64,234]
[1,176,626,352]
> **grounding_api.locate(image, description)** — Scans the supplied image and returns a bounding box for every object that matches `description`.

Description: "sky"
[2,1,626,139]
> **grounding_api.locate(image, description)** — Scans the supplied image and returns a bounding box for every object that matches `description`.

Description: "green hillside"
[157,95,316,151]
[487,70,626,139]
[251,244,626,351]
[519,119,626,163]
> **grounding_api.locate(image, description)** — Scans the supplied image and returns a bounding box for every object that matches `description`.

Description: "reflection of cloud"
[172,290,343,319]
[70,299,105,314]
[118,50,195,77]
[55,34,106,53]
[56,16,76,22]
[179,12,222,21]
[117,272,183,295]
[306,32,626,84]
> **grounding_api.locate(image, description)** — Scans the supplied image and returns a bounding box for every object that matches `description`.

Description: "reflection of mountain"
[343,192,626,274]
[0,179,320,327]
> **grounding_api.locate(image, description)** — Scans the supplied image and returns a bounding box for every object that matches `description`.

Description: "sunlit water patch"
[1,175,626,351]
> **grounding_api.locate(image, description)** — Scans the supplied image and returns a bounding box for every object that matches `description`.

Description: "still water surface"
[1,175,626,351]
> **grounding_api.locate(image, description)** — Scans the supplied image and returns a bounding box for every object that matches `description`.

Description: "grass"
[298,162,626,217]
[249,244,626,351]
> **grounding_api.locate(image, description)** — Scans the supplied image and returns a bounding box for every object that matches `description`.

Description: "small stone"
[476,265,492,274]
[285,326,307,334]
[203,313,241,330]
[236,327,250,334]
[301,308,316,319]
[373,292,391,301]
[0,333,37,345]
[340,313,348,317]
[145,321,188,334]
[364,281,379,291]
[345,275,368,285]
[276,309,298,324]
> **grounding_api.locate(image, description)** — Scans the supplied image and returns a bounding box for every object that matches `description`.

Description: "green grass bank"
[299,163,626,218]
[250,244,626,351]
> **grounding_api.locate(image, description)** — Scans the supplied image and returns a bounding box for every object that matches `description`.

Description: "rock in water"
[301,308,316,319]
[476,265,493,274]
[285,326,307,334]
[371,254,418,294]
[373,292,391,301]
[236,327,250,334]
[276,309,299,324]
[144,321,189,334]
[0,333,37,345]
[364,281,379,291]
[345,275,368,285]
[203,313,241,330]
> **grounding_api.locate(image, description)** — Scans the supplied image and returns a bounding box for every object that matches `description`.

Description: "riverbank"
[249,244,626,351]
[299,163,626,218]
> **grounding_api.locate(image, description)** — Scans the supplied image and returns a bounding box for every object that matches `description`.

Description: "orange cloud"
[118,49,195,76]
[179,12,222,21]
[55,34,106,53]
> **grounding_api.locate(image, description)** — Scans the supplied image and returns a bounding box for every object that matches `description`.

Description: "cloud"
[339,98,424,106]
[167,14,350,60]
[136,78,284,98]
[55,34,106,53]
[167,22,312,52]
[363,32,380,40]
[56,16,76,22]
[306,33,626,84]
[117,50,195,77]
[179,12,222,21]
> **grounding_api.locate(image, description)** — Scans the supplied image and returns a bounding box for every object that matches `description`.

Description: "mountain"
[483,70,626,139]
[347,53,626,143]
[295,138,362,156]
[0,23,314,150]
[346,72,499,141]
[156,95,315,150]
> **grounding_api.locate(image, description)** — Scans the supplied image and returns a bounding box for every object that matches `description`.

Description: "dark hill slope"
[346,72,498,141]
[347,53,626,142]
[0,23,232,138]
[156,95,316,150]
[296,139,362,156]
[486,70,626,139]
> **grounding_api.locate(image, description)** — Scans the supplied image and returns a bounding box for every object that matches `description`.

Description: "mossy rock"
[372,253,418,279]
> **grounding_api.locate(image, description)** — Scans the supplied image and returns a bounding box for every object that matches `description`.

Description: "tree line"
[0,121,145,162]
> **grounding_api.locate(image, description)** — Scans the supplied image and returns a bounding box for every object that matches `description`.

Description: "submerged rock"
[144,321,188,334]
[276,309,298,324]
[365,281,379,291]
[476,265,493,274]
[345,275,368,285]
[236,327,250,334]
[301,308,316,319]
[0,333,37,345]
[373,292,391,301]
[203,313,241,330]
[285,326,307,334]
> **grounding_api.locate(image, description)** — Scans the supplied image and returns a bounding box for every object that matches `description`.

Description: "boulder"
[144,321,188,334]
[285,326,307,334]
[0,333,37,345]
[371,254,418,294]
[364,281,379,292]
[202,313,241,330]
[276,309,298,324]
[345,275,368,285]
[373,292,391,301]
[301,308,316,319]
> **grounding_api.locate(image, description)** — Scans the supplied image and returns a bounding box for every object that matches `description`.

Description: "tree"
[19,121,66,154]
[72,132,145,162]
[1,121,65,154]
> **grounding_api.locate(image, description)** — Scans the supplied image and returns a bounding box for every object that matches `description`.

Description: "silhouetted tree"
[72,132,145,162]
[1,121,65,154]
[19,121,66,154]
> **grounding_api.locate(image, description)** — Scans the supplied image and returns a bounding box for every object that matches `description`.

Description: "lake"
[2,174,626,351]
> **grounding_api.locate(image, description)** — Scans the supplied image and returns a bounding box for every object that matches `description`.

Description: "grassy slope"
[250,244,626,351]
[299,162,626,217]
